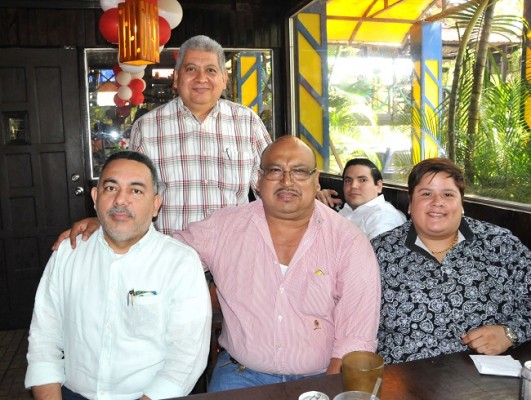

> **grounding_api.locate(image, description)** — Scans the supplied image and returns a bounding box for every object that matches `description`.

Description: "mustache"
[107,207,134,218]
[274,188,301,196]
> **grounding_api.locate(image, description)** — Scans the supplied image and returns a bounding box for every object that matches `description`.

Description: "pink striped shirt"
[174,199,381,375]
[130,97,272,235]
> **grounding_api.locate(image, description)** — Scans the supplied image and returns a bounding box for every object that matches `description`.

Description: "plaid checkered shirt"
[130,97,272,235]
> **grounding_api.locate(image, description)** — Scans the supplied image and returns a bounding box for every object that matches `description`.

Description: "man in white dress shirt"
[339,158,406,239]
[25,151,212,400]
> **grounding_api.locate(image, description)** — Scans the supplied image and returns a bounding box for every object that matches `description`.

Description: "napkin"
[470,354,522,377]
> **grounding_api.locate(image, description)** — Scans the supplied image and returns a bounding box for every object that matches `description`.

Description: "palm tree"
[443,0,527,186]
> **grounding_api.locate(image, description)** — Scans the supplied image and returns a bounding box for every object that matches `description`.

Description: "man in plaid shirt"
[130,35,272,235]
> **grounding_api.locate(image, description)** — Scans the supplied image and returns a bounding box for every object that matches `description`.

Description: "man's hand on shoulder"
[316,189,343,209]
[51,217,101,251]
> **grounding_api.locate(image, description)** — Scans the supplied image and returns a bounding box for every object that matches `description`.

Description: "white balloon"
[117,85,133,101]
[116,71,132,86]
[100,0,124,11]
[132,71,145,80]
[158,0,183,30]
[119,62,147,74]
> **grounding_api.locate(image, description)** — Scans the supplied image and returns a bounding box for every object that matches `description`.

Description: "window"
[289,0,529,206]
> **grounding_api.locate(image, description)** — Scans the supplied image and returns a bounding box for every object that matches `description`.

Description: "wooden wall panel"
[0,8,102,47]
[0,5,285,49]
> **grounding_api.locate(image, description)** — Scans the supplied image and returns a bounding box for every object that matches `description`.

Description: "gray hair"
[175,35,226,73]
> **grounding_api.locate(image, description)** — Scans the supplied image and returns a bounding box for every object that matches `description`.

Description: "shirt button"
[276,344,282,349]
[280,287,284,294]
[278,315,282,321]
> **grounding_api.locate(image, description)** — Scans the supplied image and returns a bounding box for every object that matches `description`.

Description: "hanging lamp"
[118,0,160,65]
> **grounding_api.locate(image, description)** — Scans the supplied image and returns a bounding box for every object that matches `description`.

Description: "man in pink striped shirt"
[174,136,381,392]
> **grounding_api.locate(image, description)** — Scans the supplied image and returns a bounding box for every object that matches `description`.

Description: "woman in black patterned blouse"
[371,157,531,364]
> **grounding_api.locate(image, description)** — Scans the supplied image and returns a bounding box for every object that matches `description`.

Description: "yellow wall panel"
[299,86,324,141]
[298,13,322,46]
[297,34,323,97]
[242,71,258,110]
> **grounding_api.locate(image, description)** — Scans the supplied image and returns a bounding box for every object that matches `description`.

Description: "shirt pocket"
[220,148,254,188]
[299,270,335,318]
[126,294,164,339]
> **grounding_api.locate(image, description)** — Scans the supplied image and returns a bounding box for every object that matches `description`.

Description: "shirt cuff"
[25,361,65,389]
[332,338,378,359]
[143,376,186,400]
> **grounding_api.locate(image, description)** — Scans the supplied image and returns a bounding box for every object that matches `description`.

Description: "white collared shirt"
[339,194,406,239]
[25,225,212,399]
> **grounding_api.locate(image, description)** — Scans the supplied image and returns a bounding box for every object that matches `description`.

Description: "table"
[170,342,531,400]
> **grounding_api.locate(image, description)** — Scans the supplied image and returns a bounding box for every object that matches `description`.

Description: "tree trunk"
[464,0,497,185]
[446,0,490,160]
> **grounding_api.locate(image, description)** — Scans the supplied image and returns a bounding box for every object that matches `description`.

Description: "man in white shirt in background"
[339,158,406,239]
[25,151,212,400]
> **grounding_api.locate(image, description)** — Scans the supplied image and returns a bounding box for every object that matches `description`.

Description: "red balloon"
[128,78,146,93]
[159,17,171,46]
[113,94,127,107]
[130,91,145,106]
[116,105,132,118]
[99,8,120,44]
[112,64,122,77]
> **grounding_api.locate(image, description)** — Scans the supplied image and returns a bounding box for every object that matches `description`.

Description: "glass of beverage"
[341,351,384,398]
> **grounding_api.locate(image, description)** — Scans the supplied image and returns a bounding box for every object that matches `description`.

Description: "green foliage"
[467,78,531,202]
[444,1,530,203]
[326,2,529,204]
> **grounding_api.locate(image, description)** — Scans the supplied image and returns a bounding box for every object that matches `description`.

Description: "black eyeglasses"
[260,167,317,181]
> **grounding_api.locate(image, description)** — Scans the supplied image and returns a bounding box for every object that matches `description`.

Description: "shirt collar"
[176,96,221,120]
[97,223,157,256]
[405,217,475,259]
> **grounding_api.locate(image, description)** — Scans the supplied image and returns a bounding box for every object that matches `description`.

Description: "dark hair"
[408,157,465,201]
[342,158,383,184]
[100,151,161,194]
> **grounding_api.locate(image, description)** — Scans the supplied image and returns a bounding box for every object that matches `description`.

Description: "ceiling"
[1,0,444,47]
[0,0,303,8]
[326,0,441,47]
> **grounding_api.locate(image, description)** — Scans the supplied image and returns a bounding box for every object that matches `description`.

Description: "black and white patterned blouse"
[371,217,531,364]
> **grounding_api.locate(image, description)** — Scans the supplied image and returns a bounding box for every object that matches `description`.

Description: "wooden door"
[0,48,87,329]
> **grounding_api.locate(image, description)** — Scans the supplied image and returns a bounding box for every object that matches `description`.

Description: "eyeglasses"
[261,167,317,181]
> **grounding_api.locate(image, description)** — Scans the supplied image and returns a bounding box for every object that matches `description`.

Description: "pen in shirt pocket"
[127,289,158,306]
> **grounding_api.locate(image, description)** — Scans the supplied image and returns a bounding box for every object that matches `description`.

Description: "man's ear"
[376,179,384,194]
[172,69,179,93]
[91,186,98,205]
[153,194,163,218]
[222,70,229,90]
